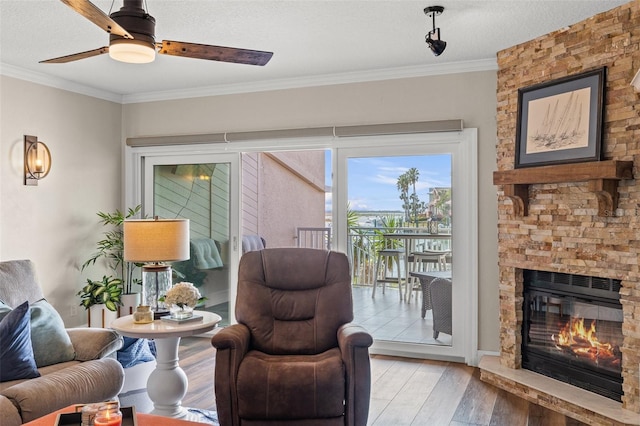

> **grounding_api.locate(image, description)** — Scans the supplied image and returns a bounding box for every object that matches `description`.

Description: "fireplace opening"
[522,270,623,401]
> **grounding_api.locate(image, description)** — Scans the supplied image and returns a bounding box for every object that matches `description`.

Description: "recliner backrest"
[236,248,353,355]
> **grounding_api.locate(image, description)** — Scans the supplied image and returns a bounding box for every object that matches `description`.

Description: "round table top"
[111,310,222,339]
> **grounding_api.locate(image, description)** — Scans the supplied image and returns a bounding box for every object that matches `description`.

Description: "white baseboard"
[477,350,500,360]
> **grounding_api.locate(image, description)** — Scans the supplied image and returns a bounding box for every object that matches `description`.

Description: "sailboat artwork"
[526,87,591,154]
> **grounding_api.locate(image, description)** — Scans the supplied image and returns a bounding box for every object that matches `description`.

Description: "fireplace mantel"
[493,160,633,217]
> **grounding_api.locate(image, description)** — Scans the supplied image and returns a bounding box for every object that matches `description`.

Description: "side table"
[111,311,222,419]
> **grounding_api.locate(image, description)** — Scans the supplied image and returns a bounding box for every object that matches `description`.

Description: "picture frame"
[515,67,606,168]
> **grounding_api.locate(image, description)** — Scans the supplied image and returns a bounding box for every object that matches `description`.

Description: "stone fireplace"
[480,2,640,425]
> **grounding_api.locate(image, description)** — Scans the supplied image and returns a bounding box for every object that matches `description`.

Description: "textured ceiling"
[0,0,631,101]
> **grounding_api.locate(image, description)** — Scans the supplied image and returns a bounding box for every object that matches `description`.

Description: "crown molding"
[1,58,497,105]
[0,63,123,103]
[123,58,497,104]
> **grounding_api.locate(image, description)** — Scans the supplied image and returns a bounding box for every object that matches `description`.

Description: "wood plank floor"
[178,335,588,426]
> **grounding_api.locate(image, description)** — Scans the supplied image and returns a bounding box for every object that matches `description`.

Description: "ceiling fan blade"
[158,40,273,66]
[60,0,132,39]
[40,47,109,64]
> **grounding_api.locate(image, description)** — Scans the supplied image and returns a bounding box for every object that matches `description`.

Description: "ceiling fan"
[40,0,273,66]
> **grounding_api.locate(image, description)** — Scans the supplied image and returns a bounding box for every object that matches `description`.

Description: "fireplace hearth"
[522,270,623,401]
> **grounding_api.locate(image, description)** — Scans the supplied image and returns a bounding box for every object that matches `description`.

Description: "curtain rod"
[126,119,463,147]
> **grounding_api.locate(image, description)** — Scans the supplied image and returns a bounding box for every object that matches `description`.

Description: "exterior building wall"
[258,151,326,248]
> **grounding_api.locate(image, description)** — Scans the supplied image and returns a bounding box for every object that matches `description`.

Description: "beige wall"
[0,71,499,350]
[0,75,122,327]
[122,71,500,351]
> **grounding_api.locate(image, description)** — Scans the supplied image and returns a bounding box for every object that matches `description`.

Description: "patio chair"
[372,248,405,301]
[406,249,450,302]
[430,277,452,339]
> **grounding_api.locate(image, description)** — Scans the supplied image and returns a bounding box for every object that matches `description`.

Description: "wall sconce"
[631,68,640,92]
[123,217,190,319]
[24,135,52,186]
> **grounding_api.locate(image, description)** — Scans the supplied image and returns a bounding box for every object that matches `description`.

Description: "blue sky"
[324,152,452,212]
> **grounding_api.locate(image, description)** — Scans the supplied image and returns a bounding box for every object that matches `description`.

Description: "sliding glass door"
[127,129,477,364]
[141,153,240,326]
[334,130,477,362]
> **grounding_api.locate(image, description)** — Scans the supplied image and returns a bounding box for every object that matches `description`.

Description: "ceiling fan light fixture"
[424,5,446,57]
[109,39,156,63]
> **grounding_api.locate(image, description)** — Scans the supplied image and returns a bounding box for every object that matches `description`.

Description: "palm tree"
[406,168,421,226]
[396,174,410,222]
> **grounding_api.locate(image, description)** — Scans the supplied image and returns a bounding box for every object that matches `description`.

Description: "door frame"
[334,129,478,364]
[125,146,241,322]
[125,129,478,364]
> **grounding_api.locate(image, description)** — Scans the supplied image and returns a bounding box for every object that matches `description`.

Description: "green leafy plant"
[82,205,142,294]
[77,275,123,312]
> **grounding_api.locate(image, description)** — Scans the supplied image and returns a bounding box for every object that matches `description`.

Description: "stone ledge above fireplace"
[479,356,640,426]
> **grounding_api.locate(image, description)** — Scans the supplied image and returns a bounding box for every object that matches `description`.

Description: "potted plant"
[80,205,143,320]
[77,275,122,327]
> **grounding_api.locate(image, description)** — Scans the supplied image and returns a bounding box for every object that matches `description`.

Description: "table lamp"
[124,217,190,319]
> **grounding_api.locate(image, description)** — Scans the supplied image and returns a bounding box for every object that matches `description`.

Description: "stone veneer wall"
[495,2,640,412]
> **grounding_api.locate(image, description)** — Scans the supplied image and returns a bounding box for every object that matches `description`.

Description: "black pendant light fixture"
[424,6,446,56]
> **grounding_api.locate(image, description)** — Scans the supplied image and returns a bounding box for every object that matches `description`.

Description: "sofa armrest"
[0,395,21,426]
[2,358,124,423]
[210,324,250,425]
[338,323,373,426]
[66,328,123,361]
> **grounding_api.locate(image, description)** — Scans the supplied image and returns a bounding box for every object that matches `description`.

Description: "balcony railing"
[297,226,451,286]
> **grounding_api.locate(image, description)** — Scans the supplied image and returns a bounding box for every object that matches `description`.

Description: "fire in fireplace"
[522,270,623,401]
[551,317,621,370]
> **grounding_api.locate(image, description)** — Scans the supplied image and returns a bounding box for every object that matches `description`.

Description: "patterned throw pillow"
[0,301,40,382]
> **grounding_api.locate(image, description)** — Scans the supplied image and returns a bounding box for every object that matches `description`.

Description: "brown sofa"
[0,260,124,425]
[211,248,373,426]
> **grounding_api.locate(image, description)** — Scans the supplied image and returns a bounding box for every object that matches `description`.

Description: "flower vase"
[170,304,194,319]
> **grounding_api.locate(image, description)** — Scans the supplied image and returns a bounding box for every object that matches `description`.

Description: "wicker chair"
[429,277,452,339]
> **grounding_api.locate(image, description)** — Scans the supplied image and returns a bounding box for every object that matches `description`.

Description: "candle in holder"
[93,402,122,426]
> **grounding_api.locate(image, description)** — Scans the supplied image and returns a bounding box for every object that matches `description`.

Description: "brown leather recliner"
[211,248,373,426]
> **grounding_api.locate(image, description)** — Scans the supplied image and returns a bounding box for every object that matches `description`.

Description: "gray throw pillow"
[29,299,76,367]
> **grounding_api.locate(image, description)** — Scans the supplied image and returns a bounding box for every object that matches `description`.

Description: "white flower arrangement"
[163,282,201,309]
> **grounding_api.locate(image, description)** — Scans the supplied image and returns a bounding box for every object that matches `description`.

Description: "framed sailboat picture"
[515,67,606,168]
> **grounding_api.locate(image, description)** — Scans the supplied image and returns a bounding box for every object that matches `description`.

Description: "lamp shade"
[124,219,190,263]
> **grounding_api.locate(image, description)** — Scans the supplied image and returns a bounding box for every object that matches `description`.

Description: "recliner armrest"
[337,323,373,350]
[211,324,250,354]
[338,323,372,426]
[210,324,250,425]
[66,328,123,361]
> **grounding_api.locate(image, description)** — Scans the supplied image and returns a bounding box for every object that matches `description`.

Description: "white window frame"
[125,128,478,364]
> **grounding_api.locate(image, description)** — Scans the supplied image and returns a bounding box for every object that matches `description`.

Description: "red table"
[24,405,206,426]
